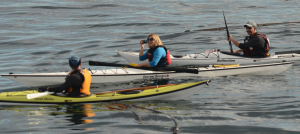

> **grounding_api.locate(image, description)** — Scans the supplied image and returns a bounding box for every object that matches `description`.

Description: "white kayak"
[1,62,293,87]
[116,50,300,67]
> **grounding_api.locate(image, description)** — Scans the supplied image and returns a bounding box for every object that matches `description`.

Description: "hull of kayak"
[197,61,293,76]
[1,68,173,87]
[116,50,300,67]
[1,62,293,87]
[0,80,209,104]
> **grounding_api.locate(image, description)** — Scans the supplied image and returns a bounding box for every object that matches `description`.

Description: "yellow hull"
[0,80,209,104]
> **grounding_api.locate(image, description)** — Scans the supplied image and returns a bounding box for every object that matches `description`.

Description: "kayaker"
[134,33,171,68]
[227,21,270,56]
[38,56,92,97]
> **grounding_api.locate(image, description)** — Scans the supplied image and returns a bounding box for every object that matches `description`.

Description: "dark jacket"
[48,70,84,96]
[239,32,269,56]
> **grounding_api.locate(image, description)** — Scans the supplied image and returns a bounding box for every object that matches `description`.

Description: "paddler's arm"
[227,35,241,47]
[137,62,151,67]
[233,49,243,53]
[139,52,148,61]
[227,35,244,53]
[139,39,145,56]
[139,39,148,61]
[47,75,76,93]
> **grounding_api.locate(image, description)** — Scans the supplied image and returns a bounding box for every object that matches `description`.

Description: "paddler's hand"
[130,63,139,67]
[227,35,233,42]
[140,39,145,48]
[38,87,49,92]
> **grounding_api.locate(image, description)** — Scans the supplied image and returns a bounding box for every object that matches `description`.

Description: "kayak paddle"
[27,92,54,99]
[89,61,199,74]
[223,10,233,53]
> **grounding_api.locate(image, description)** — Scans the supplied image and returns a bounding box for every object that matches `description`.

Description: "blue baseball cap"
[69,56,81,69]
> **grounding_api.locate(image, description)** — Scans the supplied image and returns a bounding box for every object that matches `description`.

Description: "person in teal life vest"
[136,33,171,68]
[227,21,270,56]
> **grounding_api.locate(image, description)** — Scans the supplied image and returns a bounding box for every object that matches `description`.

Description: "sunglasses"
[246,26,253,29]
[147,38,154,41]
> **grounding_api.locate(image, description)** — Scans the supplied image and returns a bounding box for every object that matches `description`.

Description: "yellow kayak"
[0,80,209,105]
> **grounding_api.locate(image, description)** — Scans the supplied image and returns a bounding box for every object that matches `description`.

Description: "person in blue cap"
[38,56,92,97]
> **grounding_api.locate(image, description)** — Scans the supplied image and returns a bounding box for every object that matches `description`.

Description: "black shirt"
[48,70,84,95]
[239,35,266,50]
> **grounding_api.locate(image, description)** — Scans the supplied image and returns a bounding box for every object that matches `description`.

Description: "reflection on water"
[63,104,95,127]
[1,93,300,133]
[61,104,96,131]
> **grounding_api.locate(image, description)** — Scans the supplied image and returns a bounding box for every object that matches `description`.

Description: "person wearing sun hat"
[227,20,270,56]
[38,56,92,97]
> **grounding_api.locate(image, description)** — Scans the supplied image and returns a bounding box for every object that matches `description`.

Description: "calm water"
[1,0,300,133]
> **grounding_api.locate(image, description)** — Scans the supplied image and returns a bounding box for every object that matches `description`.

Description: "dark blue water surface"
[1,0,300,133]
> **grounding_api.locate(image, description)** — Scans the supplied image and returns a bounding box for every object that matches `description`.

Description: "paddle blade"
[130,63,139,67]
[214,64,240,68]
[27,92,54,99]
